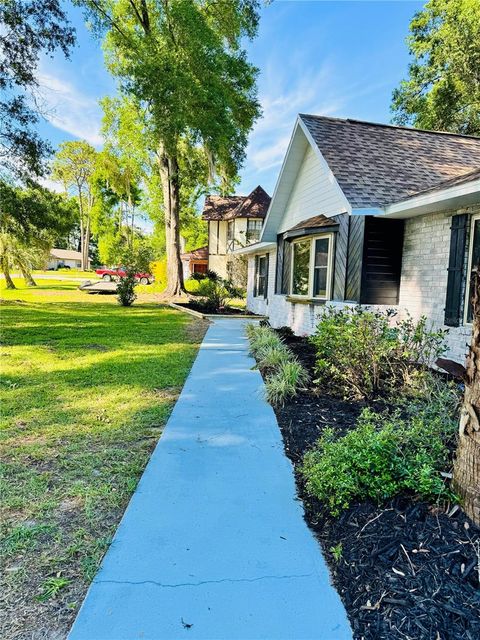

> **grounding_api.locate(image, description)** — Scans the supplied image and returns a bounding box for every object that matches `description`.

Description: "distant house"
[236,115,480,365]
[200,185,271,279]
[180,246,208,279]
[47,249,88,270]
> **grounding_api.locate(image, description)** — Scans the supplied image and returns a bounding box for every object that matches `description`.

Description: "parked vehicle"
[95,266,154,285]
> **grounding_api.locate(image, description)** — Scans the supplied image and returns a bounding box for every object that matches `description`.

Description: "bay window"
[465,213,480,323]
[290,234,333,299]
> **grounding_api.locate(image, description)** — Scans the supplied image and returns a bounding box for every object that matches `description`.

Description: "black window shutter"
[253,255,259,297]
[275,235,284,294]
[281,240,292,294]
[264,253,269,298]
[444,214,468,327]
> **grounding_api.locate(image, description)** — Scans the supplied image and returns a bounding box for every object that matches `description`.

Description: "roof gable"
[300,115,480,208]
[202,185,270,221]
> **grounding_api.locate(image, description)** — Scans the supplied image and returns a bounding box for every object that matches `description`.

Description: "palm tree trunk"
[158,145,184,298]
[1,255,16,289]
[18,263,37,287]
[453,267,480,525]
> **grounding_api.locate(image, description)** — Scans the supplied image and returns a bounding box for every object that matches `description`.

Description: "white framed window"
[227,220,235,252]
[254,254,269,297]
[464,213,480,324]
[247,219,262,243]
[290,234,333,299]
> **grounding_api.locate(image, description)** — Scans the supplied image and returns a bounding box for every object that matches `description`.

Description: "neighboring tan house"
[180,246,208,279]
[236,115,480,365]
[47,248,88,270]
[201,185,271,279]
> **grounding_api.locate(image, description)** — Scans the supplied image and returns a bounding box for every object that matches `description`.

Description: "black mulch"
[177,302,252,315]
[271,334,480,640]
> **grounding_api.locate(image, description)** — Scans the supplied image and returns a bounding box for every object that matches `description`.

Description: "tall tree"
[52,141,98,270]
[0,0,75,180]
[78,0,261,296]
[391,0,480,135]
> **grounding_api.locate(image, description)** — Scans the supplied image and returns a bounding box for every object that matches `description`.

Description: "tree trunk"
[18,263,36,287]
[453,267,480,525]
[83,218,90,271]
[1,256,16,289]
[158,145,185,298]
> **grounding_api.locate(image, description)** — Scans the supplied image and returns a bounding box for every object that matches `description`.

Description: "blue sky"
[38,0,423,199]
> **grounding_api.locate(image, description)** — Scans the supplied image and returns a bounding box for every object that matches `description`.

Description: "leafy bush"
[246,324,309,405]
[302,381,459,515]
[194,276,243,312]
[116,272,137,306]
[310,306,448,399]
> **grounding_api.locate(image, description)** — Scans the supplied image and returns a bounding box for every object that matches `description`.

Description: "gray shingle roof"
[300,115,480,208]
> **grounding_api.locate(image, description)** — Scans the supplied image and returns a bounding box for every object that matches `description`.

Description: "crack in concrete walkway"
[68,319,351,640]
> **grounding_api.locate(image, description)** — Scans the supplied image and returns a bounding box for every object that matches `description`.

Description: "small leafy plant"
[116,270,137,307]
[302,380,459,515]
[37,575,70,602]
[265,359,310,406]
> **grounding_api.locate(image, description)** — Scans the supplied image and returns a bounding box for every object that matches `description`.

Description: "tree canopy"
[0,0,76,179]
[77,0,261,295]
[391,0,480,135]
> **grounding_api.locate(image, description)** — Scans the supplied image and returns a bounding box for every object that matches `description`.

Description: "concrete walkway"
[69,319,351,640]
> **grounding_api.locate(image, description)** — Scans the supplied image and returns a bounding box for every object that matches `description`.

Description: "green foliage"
[37,576,71,602]
[330,543,343,562]
[246,325,309,406]
[391,0,480,135]
[265,360,309,406]
[115,240,154,306]
[0,0,75,180]
[310,306,447,399]
[116,274,136,307]
[0,180,77,238]
[78,0,261,293]
[302,381,459,515]
[194,276,243,312]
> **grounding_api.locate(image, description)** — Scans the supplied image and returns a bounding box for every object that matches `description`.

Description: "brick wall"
[398,207,478,365]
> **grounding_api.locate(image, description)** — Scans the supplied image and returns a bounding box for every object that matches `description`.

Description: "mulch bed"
[177,301,252,315]
[272,334,480,640]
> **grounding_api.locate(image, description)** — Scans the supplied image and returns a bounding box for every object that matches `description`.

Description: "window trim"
[289,233,334,300]
[463,212,480,326]
[254,254,268,298]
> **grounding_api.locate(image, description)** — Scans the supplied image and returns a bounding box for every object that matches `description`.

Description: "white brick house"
[236,115,480,365]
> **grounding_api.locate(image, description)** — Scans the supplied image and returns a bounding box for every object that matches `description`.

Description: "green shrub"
[265,359,309,406]
[310,306,447,399]
[302,384,458,515]
[116,273,137,306]
[193,276,243,312]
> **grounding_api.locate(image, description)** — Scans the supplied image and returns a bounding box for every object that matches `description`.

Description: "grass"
[0,278,207,638]
[32,269,96,278]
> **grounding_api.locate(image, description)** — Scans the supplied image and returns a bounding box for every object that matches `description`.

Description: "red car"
[95,266,154,285]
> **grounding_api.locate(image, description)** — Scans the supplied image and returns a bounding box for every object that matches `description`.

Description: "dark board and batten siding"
[360,217,404,305]
[345,216,365,302]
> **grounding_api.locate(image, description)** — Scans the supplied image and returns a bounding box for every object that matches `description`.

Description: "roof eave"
[379,178,480,219]
[232,241,276,256]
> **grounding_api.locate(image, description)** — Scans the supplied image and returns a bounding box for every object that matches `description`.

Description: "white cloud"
[37,69,103,147]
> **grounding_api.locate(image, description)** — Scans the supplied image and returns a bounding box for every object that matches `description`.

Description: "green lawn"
[0,279,207,639]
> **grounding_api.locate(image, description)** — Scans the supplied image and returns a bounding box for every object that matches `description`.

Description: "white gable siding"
[278,145,347,233]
